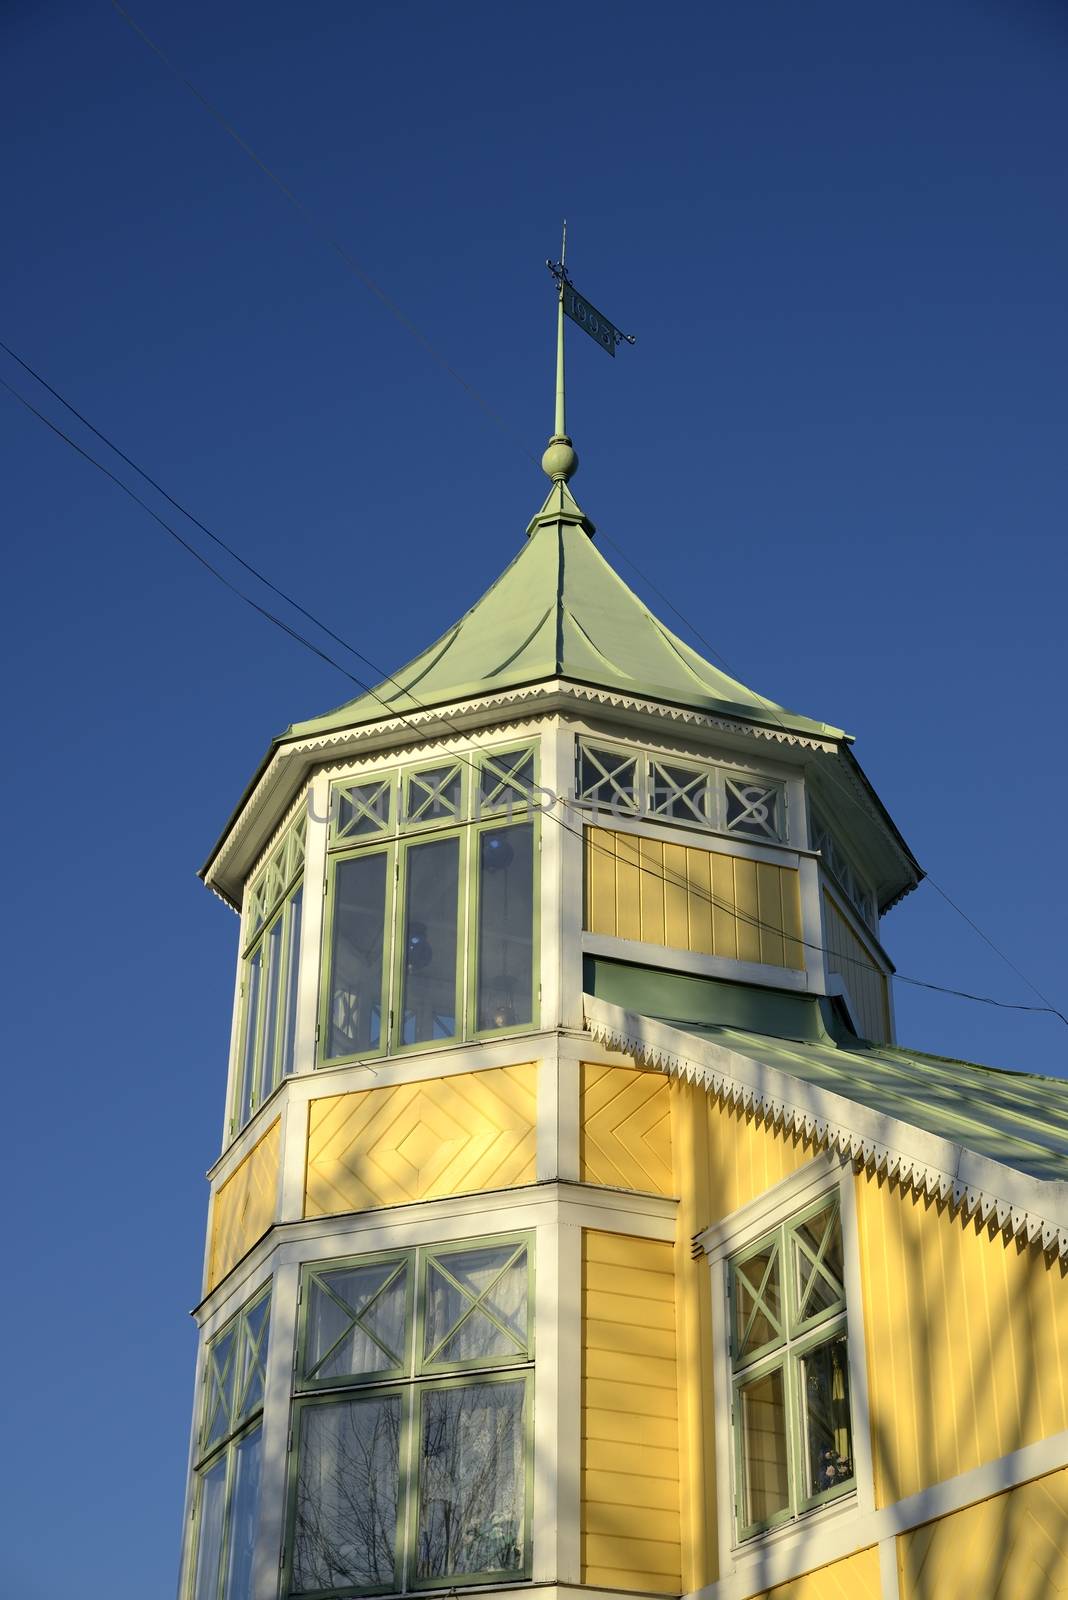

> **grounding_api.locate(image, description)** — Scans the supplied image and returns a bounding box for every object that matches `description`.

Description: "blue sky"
[2,2,1066,1594]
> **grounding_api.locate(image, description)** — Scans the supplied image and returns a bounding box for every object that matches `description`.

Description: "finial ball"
[542,434,579,483]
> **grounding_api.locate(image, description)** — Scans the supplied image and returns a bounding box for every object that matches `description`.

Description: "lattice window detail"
[332,777,393,842]
[404,762,464,826]
[577,743,639,812]
[725,777,783,841]
[478,747,536,814]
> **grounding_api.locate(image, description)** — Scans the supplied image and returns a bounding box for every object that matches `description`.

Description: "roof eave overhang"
[584,995,1068,1256]
[198,675,917,912]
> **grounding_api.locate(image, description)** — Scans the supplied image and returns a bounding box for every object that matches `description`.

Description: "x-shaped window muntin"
[335,778,393,840]
[422,1242,529,1368]
[303,1259,410,1384]
[578,743,639,809]
[792,1204,845,1328]
[478,747,535,813]
[404,763,463,826]
[648,759,709,823]
[731,1240,784,1365]
[725,776,780,838]
[201,1290,271,1456]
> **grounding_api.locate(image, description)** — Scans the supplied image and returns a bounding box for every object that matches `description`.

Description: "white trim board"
[584,995,1068,1257]
[688,1428,1068,1600]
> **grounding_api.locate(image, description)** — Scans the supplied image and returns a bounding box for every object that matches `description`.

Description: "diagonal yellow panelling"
[856,1170,1068,1506]
[586,826,804,970]
[823,892,891,1043]
[899,1467,1068,1597]
[745,1545,883,1600]
[582,1230,682,1594]
[209,1119,280,1290]
[581,1063,674,1194]
[304,1064,537,1217]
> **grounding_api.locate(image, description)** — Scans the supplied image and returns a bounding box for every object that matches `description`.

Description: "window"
[287,1237,533,1596]
[189,1287,271,1600]
[575,740,787,843]
[809,808,876,928]
[727,1194,854,1540]
[237,816,305,1132]
[321,747,539,1063]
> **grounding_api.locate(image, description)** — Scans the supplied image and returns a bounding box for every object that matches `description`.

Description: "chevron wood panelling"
[304,1064,537,1217]
[900,1468,1068,1597]
[209,1119,280,1290]
[582,1230,682,1594]
[585,826,804,970]
[749,1545,882,1599]
[581,1063,674,1195]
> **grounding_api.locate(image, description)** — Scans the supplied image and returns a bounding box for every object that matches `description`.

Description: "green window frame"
[236,815,306,1134]
[285,1235,535,1597]
[727,1192,854,1542]
[320,813,538,1066]
[575,739,788,844]
[188,1286,272,1600]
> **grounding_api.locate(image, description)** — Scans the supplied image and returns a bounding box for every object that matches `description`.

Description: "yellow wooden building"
[179,347,1068,1600]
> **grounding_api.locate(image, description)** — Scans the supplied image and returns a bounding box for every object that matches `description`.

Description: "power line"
[107,2,1060,1026]
[3,360,1064,1031]
[109,3,537,468]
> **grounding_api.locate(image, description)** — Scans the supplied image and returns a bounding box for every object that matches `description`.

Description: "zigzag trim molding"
[204,679,849,896]
[584,1003,1068,1262]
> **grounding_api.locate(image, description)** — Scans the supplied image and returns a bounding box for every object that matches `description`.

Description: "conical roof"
[287,481,843,743]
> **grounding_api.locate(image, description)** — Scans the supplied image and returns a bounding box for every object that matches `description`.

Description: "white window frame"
[698,1152,876,1587]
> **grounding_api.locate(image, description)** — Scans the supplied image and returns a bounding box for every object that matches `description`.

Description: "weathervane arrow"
[546,224,635,359]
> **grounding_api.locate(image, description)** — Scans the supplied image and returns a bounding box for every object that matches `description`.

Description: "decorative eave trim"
[201,679,844,899]
[583,995,1068,1260]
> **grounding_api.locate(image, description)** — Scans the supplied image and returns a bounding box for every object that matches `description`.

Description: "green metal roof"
[584,959,1068,1186]
[286,480,844,743]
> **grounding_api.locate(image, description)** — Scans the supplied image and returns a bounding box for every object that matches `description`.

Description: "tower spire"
[542,220,579,484]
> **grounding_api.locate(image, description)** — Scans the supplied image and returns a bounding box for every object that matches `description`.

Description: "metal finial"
[543,219,578,483]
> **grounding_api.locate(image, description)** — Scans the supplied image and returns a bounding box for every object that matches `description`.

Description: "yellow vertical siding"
[580,1063,675,1194]
[209,1118,280,1290]
[586,826,804,970]
[304,1064,536,1216]
[582,1230,682,1593]
[823,892,890,1042]
[747,1545,883,1600]
[899,1466,1068,1597]
[856,1171,1068,1505]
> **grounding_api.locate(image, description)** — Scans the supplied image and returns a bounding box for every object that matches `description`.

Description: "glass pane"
[417,1381,525,1580]
[725,779,781,839]
[476,824,534,1030]
[237,1296,271,1423]
[479,751,535,813]
[238,948,261,1126]
[259,917,284,1102]
[578,746,638,811]
[305,1262,408,1381]
[424,1247,527,1364]
[649,762,707,822]
[191,1456,227,1600]
[732,1243,782,1360]
[401,837,459,1045]
[293,1395,400,1594]
[204,1326,238,1448]
[794,1203,845,1325]
[223,1426,262,1600]
[280,887,302,1078]
[327,853,388,1059]
[801,1334,854,1498]
[335,780,392,839]
[738,1366,790,1530]
[406,765,462,824]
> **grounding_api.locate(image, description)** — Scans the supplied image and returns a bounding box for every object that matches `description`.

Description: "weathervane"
[541,222,635,483]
